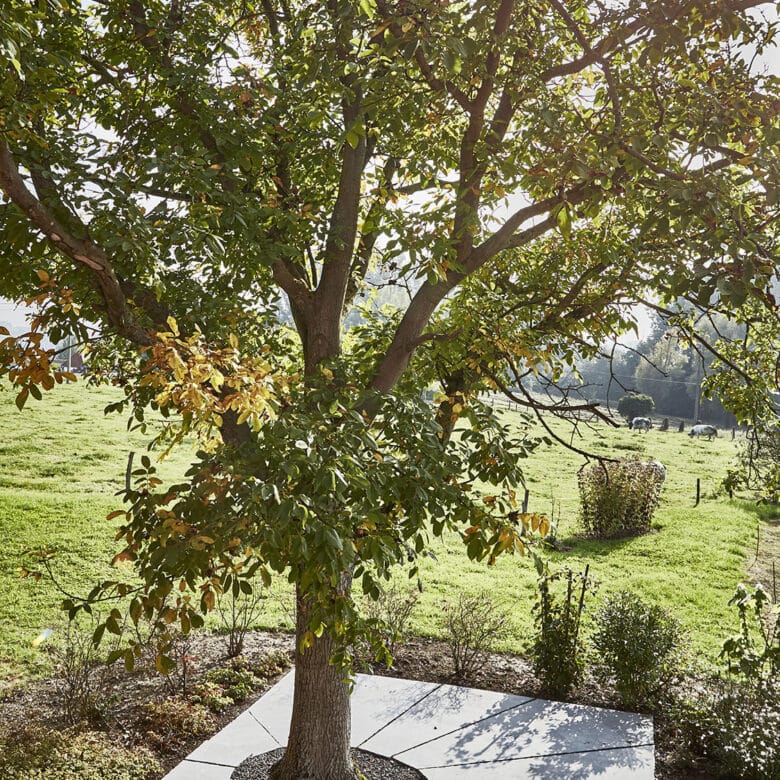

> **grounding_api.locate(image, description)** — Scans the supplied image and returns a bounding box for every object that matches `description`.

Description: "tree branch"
[0,137,151,346]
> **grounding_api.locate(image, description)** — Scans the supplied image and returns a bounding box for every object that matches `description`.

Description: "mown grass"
[0,383,766,689]
[409,408,762,666]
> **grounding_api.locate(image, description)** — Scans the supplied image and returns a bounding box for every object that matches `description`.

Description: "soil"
[0,628,704,779]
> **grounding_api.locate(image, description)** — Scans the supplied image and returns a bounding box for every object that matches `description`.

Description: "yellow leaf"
[35,269,49,282]
[166,316,179,336]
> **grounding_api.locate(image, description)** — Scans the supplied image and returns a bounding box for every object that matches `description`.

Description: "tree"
[617,392,655,422]
[1,2,779,778]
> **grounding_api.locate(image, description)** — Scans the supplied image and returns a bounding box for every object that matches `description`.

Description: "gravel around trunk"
[231,747,425,780]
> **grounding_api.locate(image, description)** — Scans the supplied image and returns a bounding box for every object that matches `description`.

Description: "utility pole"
[692,357,703,424]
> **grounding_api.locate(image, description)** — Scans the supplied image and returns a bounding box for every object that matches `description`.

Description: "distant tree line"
[535,310,740,427]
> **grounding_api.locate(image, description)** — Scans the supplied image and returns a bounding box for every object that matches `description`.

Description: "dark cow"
[689,424,718,440]
[629,417,652,432]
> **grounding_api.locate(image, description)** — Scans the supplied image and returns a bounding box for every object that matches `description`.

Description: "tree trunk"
[269,590,358,780]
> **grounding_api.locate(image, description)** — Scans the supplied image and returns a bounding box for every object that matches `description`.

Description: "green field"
[0,382,768,691]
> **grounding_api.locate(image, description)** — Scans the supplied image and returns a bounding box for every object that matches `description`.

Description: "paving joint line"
[181,758,236,768]
[357,682,444,747]
[248,707,283,746]
[392,696,539,758]
[418,740,657,769]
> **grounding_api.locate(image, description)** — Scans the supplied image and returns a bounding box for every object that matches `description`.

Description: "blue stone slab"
[350,673,442,746]
[420,745,654,778]
[361,681,531,757]
[397,697,653,769]
[162,758,235,780]
[163,669,655,780]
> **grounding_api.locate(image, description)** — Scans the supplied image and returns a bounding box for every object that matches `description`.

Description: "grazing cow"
[689,424,718,440]
[629,417,652,432]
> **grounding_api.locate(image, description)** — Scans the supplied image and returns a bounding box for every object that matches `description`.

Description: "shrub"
[363,583,419,657]
[440,592,510,680]
[531,564,596,698]
[191,659,275,713]
[191,680,233,713]
[216,581,267,658]
[720,582,780,684]
[0,725,161,780]
[675,679,780,779]
[250,649,291,679]
[591,591,687,709]
[50,619,117,726]
[159,628,197,697]
[616,393,654,422]
[140,697,215,752]
[578,457,666,538]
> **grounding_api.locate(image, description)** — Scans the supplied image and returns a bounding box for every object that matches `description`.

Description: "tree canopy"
[1,1,779,777]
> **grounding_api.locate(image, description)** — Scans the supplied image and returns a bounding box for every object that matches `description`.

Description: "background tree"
[1,2,779,778]
[617,392,655,422]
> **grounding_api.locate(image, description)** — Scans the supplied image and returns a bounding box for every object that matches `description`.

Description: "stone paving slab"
[420,745,654,779]
[163,670,654,780]
[163,759,235,779]
[361,682,531,756]
[396,696,653,769]
[187,710,279,767]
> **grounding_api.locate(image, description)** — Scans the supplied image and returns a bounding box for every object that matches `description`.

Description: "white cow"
[689,424,718,440]
[629,417,652,432]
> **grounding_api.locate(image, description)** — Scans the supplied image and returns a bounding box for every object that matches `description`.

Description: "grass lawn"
[409,409,763,666]
[0,382,768,691]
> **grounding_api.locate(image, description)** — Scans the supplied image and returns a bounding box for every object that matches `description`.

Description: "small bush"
[531,564,596,698]
[720,582,779,684]
[440,592,509,680]
[0,725,161,780]
[191,680,233,713]
[159,629,197,697]
[216,582,267,658]
[616,393,654,422]
[676,679,780,779]
[591,591,686,709]
[51,620,114,726]
[140,697,215,752]
[364,583,419,657]
[250,649,291,679]
[578,458,666,538]
[192,658,277,713]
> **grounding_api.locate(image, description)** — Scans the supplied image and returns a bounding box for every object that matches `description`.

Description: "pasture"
[0,382,770,692]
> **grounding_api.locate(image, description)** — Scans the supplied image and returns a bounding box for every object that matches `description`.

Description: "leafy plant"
[675,679,780,780]
[720,582,780,684]
[139,697,216,752]
[190,680,233,714]
[0,725,160,780]
[531,564,596,698]
[591,591,687,709]
[578,458,666,538]
[250,649,291,680]
[440,592,510,680]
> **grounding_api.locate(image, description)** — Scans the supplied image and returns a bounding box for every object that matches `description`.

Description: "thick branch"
[540,0,768,83]
[0,137,151,346]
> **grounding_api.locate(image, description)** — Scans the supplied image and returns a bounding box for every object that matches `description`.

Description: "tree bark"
[270,585,358,780]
